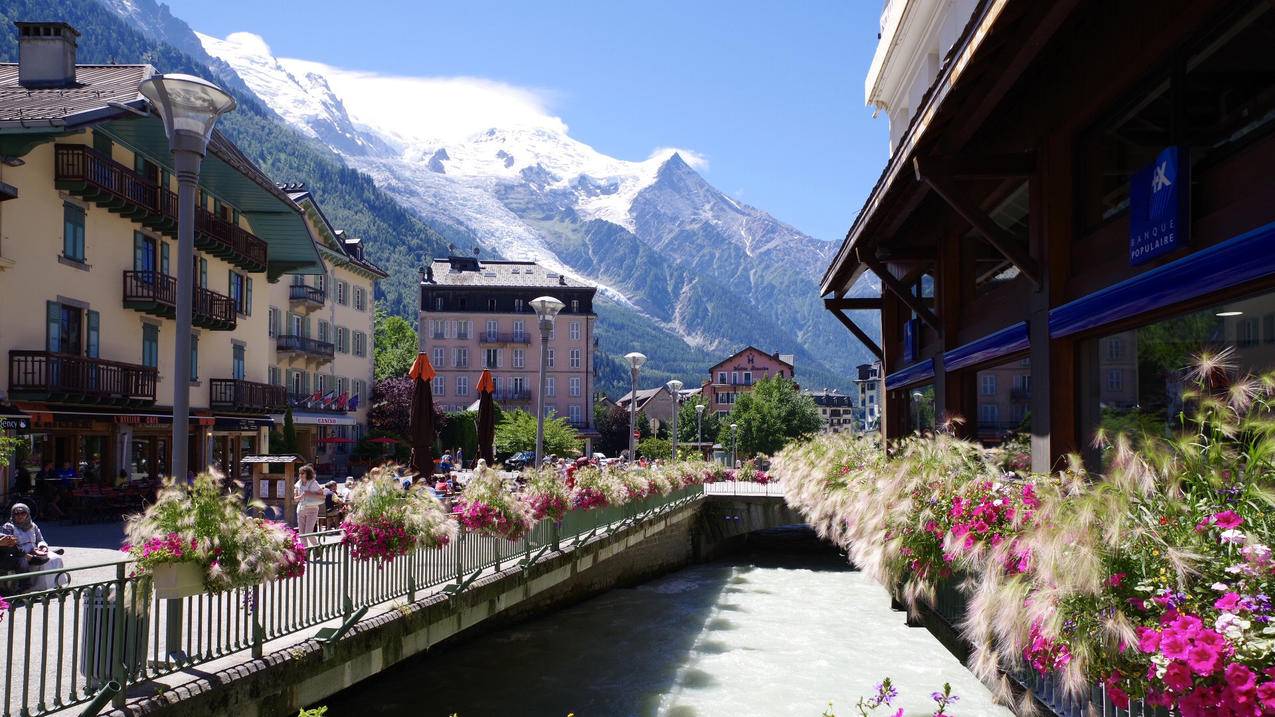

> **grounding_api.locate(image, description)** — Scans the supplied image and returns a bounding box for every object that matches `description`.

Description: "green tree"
[270,406,299,455]
[637,436,671,460]
[593,400,630,457]
[0,435,19,468]
[726,376,823,457]
[676,399,721,447]
[439,410,479,463]
[493,410,582,459]
[373,306,418,381]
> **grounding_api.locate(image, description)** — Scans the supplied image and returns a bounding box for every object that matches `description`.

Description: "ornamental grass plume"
[454,460,535,541]
[523,467,571,522]
[123,471,305,591]
[341,464,457,564]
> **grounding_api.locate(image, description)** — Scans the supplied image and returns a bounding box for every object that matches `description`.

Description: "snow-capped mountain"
[185,28,875,387]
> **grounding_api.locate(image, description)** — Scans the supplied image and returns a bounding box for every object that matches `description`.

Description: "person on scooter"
[1,503,65,592]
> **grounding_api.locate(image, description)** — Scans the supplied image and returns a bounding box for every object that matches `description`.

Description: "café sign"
[1129,146,1189,266]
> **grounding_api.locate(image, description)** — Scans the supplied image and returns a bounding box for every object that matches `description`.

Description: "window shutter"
[245,277,253,316]
[46,301,61,352]
[199,258,207,288]
[133,233,145,271]
[161,242,170,275]
[86,311,100,358]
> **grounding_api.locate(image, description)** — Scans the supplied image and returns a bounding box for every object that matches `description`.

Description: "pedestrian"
[455,446,464,470]
[294,465,324,542]
[2,503,65,592]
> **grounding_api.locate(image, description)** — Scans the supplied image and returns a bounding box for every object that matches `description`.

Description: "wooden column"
[937,230,968,434]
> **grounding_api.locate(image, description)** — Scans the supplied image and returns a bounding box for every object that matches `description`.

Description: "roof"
[615,386,671,408]
[0,64,150,125]
[708,346,796,373]
[284,184,389,278]
[425,257,596,291]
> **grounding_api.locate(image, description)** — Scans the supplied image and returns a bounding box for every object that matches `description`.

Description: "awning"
[271,412,357,427]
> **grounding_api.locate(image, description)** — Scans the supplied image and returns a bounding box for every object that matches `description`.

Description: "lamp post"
[695,403,705,458]
[730,422,739,467]
[624,352,646,461]
[139,74,236,485]
[665,379,683,460]
[531,296,565,468]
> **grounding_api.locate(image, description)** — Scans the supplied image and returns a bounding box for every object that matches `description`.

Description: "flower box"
[151,561,205,600]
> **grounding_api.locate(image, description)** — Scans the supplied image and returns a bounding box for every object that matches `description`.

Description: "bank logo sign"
[1129,146,1189,266]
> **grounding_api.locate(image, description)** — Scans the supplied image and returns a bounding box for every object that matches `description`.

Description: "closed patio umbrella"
[476,369,496,465]
[408,352,437,477]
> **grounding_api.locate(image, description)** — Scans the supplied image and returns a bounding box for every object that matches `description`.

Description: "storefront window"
[907,384,936,433]
[1082,288,1275,457]
[974,357,1031,445]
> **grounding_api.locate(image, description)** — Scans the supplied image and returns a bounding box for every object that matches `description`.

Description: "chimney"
[16,22,80,89]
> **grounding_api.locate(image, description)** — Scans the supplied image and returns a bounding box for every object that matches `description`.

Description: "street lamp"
[695,403,706,459]
[730,422,739,467]
[624,352,646,460]
[140,74,236,484]
[531,296,565,468]
[665,379,683,460]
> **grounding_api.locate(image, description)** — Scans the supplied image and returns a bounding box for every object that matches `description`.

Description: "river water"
[321,529,1011,717]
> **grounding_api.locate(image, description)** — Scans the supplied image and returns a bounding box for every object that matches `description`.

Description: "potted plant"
[340,464,457,564]
[454,461,536,541]
[124,473,307,599]
[522,467,571,522]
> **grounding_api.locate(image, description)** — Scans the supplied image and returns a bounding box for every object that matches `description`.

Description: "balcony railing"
[123,270,237,330]
[55,144,268,274]
[288,284,326,308]
[479,332,532,345]
[493,389,532,402]
[9,350,157,405]
[276,334,335,360]
[210,379,288,414]
[1011,387,1031,402]
[288,392,349,413]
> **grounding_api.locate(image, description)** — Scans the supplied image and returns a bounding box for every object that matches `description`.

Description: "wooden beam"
[860,252,942,333]
[913,156,1043,289]
[927,151,1037,179]
[874,246,936,262]
[829,309,883,361]
[823,297,882,311]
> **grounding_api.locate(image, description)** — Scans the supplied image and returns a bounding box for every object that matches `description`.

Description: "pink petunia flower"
[1160,631,1191,660]
[1163,661,1194,692]
[1107,572,1127,588]
[1186,643,1221,676]
[1136,626,1161,654]
[1213,510,1244,529]
[1214,592,1243,612]
[1225,663,1257,694]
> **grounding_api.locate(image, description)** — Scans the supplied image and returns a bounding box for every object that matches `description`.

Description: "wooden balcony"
[8,350,157,405]
[122,271,237,330]
[276,334,335,361]
[493,389,533,402]
[210,379,287,414]
[55,144,268,274]
[288,284,325,310]
[479,332,532,345]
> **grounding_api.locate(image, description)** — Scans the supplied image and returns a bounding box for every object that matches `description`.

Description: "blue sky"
[164,0,888,244]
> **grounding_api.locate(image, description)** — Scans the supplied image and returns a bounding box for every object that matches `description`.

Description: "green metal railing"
[0,484,704,717]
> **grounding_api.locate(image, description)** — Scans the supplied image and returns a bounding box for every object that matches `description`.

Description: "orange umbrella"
[408,353,437,477]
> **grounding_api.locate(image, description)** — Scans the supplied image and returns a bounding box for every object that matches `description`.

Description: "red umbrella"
[476,368,496,466]
[408,353,437,477]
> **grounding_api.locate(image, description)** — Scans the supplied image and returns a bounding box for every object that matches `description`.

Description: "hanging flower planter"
[454,461,535,541]
[151,560,206,600]
[341,464,457,564]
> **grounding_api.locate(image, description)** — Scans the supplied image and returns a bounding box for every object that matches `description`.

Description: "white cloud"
[280,57,568,145]
[649,147,709,170]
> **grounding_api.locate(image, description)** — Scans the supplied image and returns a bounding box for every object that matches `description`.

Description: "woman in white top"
[2,503,65,592]
[294,465,325,542]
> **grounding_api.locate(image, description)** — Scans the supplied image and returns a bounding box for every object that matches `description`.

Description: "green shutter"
[86,311,99,358]
[199,258,207,287]
[46,301,61,352]
[190,334,199,380]
[133,233,145,271]
[161,242,170,275]
[245,277,253,316]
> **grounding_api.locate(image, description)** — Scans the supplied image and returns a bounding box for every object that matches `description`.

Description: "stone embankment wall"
[107,496,798,717]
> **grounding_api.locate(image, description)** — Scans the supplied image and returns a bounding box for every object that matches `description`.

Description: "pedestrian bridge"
[2,483,799,717]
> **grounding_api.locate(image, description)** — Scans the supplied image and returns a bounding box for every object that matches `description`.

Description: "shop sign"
[214,418,268,431]
[115,415,161,425]
[0,417,28,431]
[313,417,341,425]
[1129,146,1189,266]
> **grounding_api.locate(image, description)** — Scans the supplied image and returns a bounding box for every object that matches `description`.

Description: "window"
[742,371,752,385]
[318,320,331,343]
[63,203,85,262]
[513,320,526,340]
[571,299,579,313]
[487,298,497,311]
[570,321,580,340]
[546,377,556,397]
[980,374,997,396]
[514,298,524,313]
[978,404,999,424]
[269,366,281,386]
[547,348,555,368]
[288,312,303,337]
[731,371,739,385]
[569,349,581,369]
[354,287,367,311]
[435,296,444,311]
[569,376,581,397]
[456,376,469,396]
[46,302,96,357]
[433,347,445,367]
[353,332,367,357]
[198,258,208,288]
[569,404,582,424]
[190,334,199,381]
[142,323,159,369]
[1107,338,1123,360]
[432,376,445,396]
[454,347,469,368]
[336,281,348,305]
[457,320,471,340]
[228,271,251,316]
[268,307,280,338]
[1107,368,1123,391]
[1238,317,1259,347]
[233,343,245,380]
[511,376,527,395]
[485,348,499,369]
[513,349,525,368]
[429,319,444,340]
[718,372,727,384]
[336,327,349,354]
[486,320,498,341]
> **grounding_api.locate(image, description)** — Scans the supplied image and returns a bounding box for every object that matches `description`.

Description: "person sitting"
[439,452,453,473]
[2,504,65,592]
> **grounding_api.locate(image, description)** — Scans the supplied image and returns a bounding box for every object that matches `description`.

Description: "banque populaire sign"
[1129,146,1189,266]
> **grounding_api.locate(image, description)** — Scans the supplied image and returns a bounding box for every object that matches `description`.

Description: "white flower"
[1213,582,1231,591]
[1242,543,1272,563]
[1216,612,1250,640]
[1220,529,1247,545]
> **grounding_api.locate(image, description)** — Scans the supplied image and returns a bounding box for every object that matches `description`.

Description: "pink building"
[700,347,797,416]
[419,256,599,451]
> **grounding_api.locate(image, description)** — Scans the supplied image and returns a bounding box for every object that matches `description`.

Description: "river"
[320,528,1011,717]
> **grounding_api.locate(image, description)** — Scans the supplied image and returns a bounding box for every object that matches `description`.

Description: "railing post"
[251,584,263,659]
[165,599,183,664]
[552,520,561,551]
[455,532,464,585]
[111,562,128,708]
